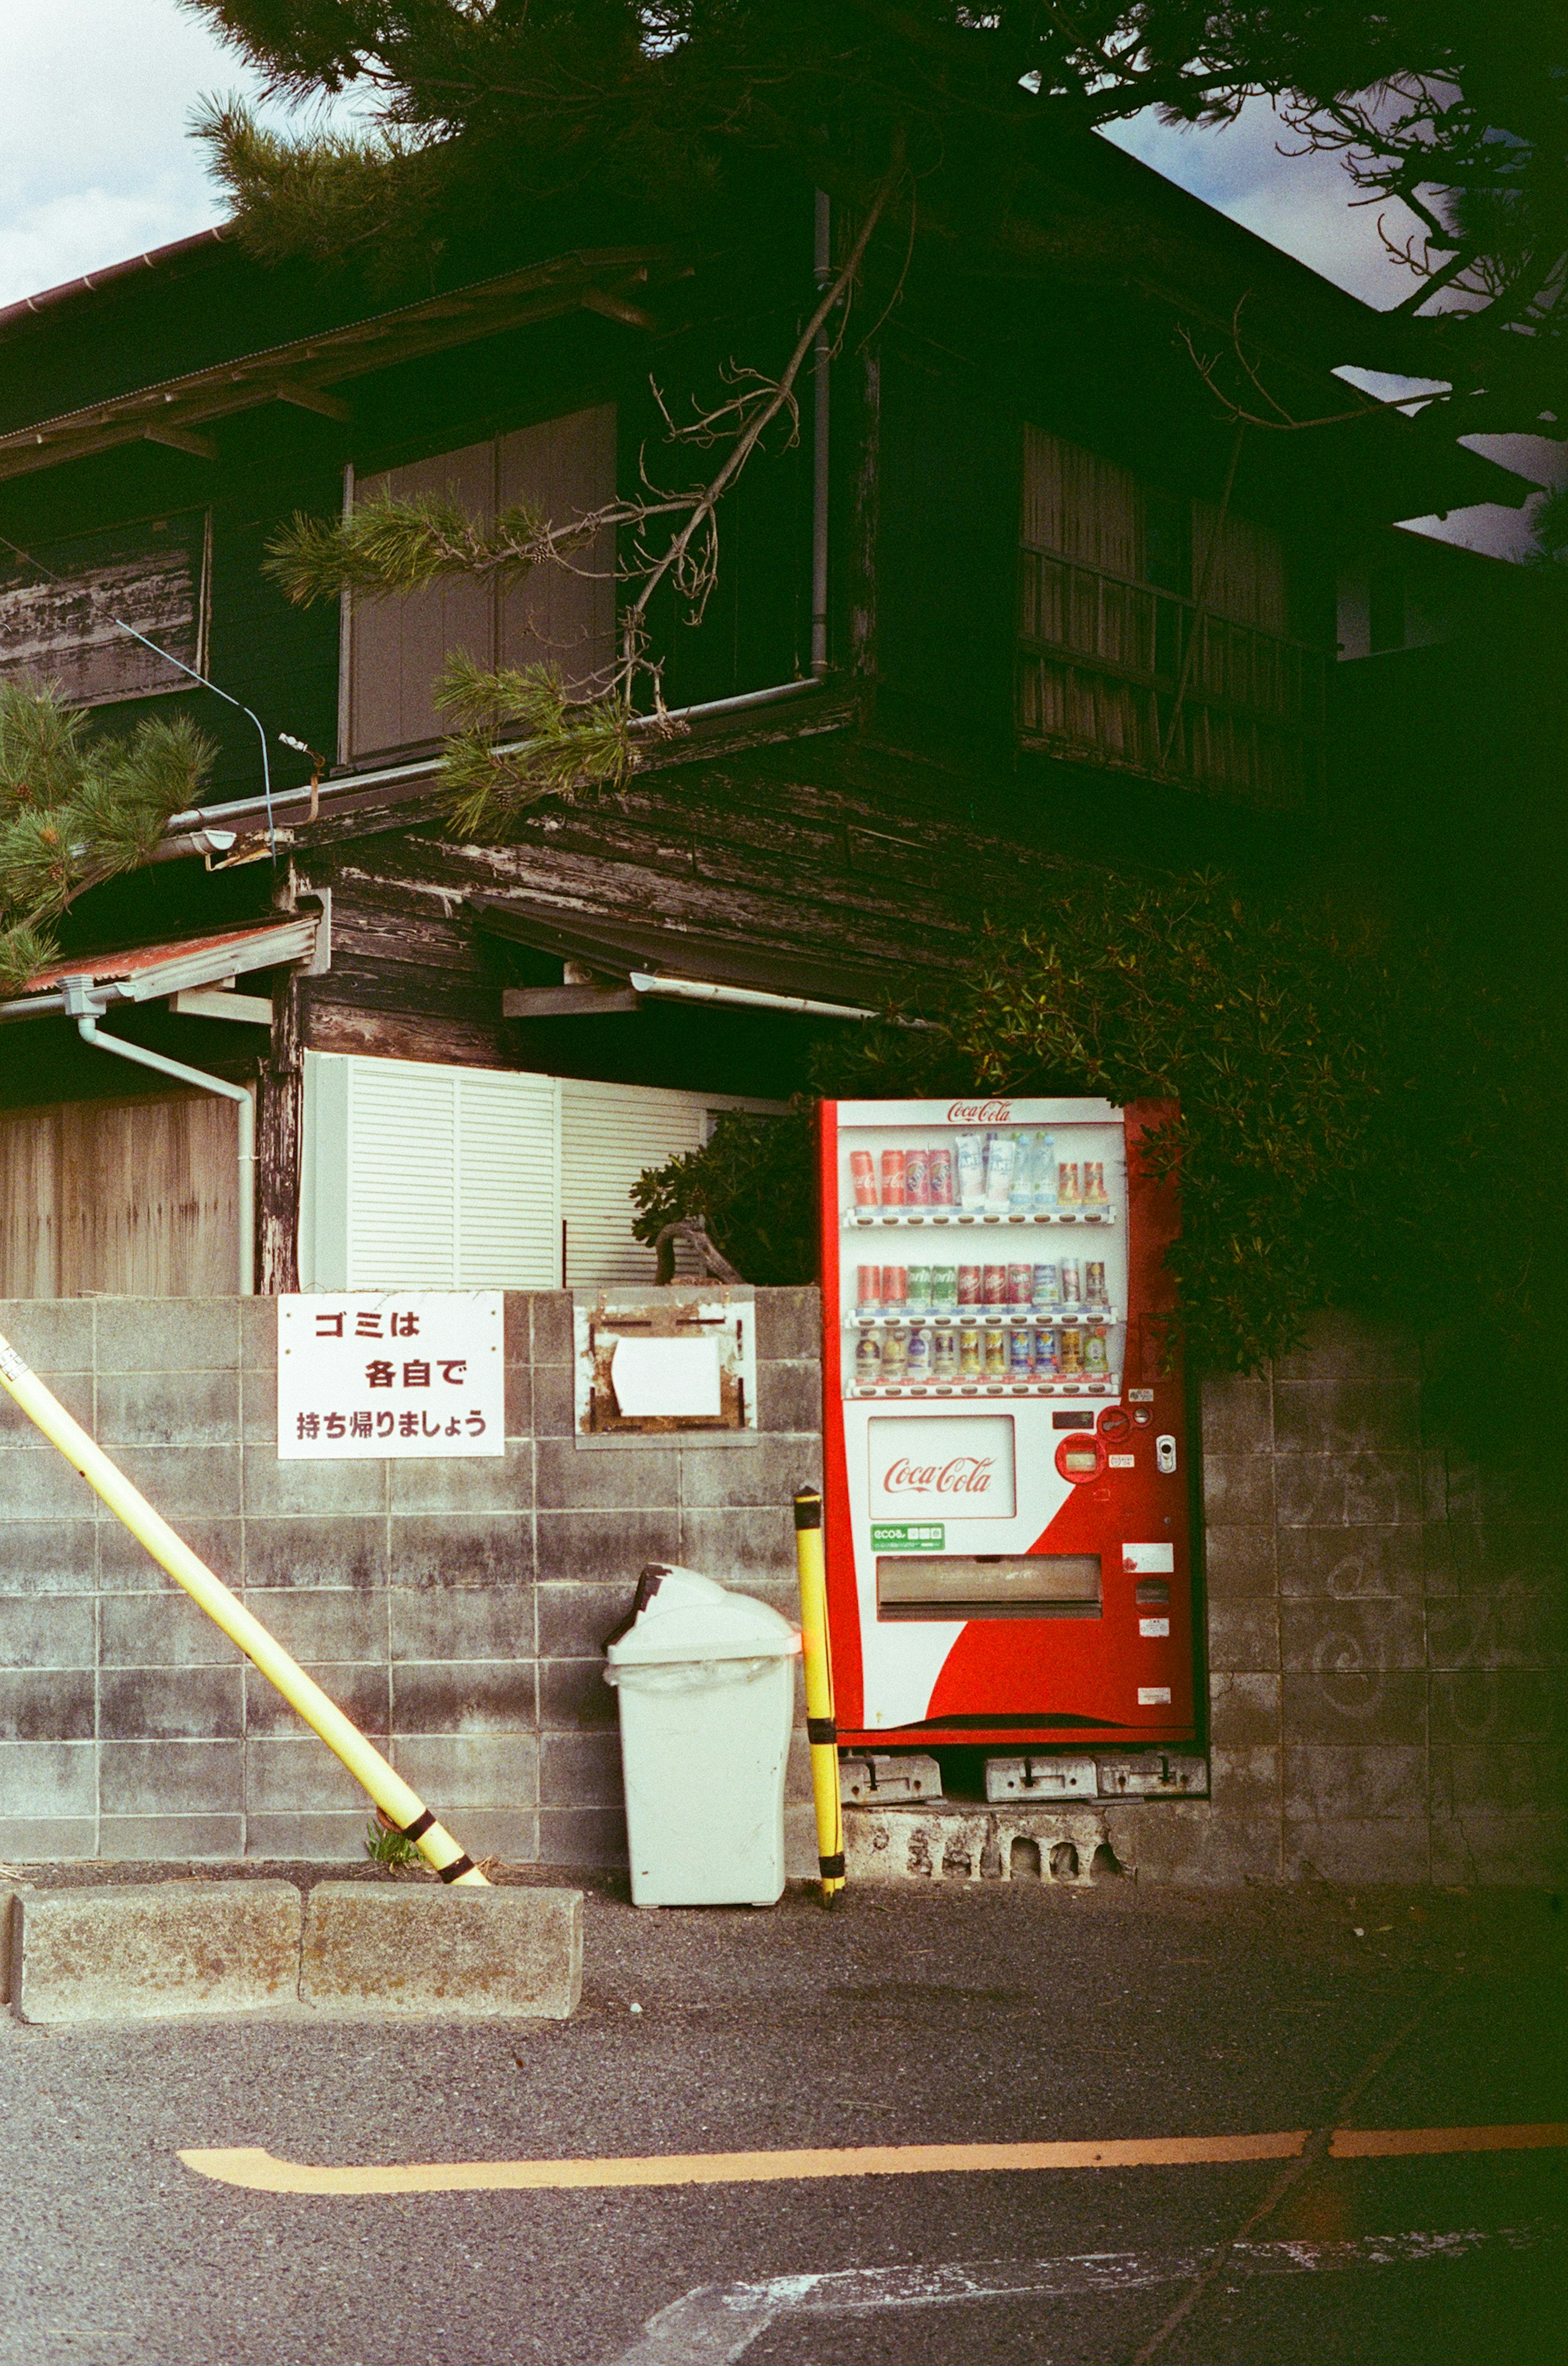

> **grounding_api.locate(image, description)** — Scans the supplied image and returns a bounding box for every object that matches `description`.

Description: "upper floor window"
[0,508,209,707]
[1017,428,1325,811]
[341,404,616,764]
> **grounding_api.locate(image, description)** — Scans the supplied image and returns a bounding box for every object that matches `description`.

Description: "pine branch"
[430,655,634,838]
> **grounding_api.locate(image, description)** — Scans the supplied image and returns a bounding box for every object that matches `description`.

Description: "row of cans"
[849,1135,1111,1214]
[856,1260,1110,1313]
[854,1323,1112,1384]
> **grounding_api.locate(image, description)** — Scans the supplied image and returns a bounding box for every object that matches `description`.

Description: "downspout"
[811,188,832,678]
[63,978,255,1295]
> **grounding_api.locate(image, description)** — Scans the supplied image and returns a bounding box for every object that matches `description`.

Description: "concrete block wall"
[2,1292,1561,1882]
[0,1291,821,1867]
[1191,1313,1567,1886]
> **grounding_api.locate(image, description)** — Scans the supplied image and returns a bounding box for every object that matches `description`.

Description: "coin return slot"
[1135,1579,1171,1604]
[877,1553,1102,1621]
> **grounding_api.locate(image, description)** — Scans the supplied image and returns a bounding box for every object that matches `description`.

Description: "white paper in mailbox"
[610,1335,722,1418]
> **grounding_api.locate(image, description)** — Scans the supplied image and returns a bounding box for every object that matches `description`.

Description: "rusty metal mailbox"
[572,1287,757,1444]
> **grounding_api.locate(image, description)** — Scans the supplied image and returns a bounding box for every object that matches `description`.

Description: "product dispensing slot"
[876,1553,1102,1622]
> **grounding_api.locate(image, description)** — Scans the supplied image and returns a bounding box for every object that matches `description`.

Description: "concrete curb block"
[1,1880,31,2006]
[301,1883,583,2018]
[6,1880,586,2024]
[10,1881,302,2023]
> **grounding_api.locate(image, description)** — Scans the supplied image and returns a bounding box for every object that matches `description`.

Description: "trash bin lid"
[605,1564,802,1668]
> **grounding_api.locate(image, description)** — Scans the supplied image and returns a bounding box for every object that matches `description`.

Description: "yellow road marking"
[1330,2122,1568,2159]
[178,2122,1568,2197]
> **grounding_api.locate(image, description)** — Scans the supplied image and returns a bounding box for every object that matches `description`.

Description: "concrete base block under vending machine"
[841,1753,944,1806]
[984,1754,1097,1804]
[1096,1752,1209,1800]
[844,1802,1124,1887]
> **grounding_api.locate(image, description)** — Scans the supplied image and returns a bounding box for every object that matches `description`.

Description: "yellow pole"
[0,1327,487,1886]
[793,1490,844,1903]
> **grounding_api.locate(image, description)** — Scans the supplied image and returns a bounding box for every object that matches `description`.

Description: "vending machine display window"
[819,1098,1196,1749]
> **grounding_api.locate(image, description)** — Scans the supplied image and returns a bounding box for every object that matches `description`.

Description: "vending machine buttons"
[1155,1434,1178,1476]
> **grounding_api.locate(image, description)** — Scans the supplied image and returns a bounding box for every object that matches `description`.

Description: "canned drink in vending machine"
[881,1328,910,1383]
[854,1332,882,1387]
[1033,1261,1061,1307]
[880,1148,906,1206]
[1008,1133,1034,1212]
[1085,1260,1109,1308]
[906,1326,932,1383]
[905,1146,931,1207]
[982,1263,1009,1307]
[956,1133,986,1211]
[1007,1262,1033,1307]
[1059,1327,1084,1378]
[1036,1326,1062,1376]
[956,1263,982,1307]
[932,1329,958,1381]
[1031,1131,1058,1211]
[930,1264,958,1312]
[958,1326,983,1377]
[1057,1160,1081,1208]
[983,1328,1009,1379]
[983,1131,1016,1210]
[1083,1325,1109,1378]
[906,1264,932,1314]
[1083,1159,1109,1208]
[1059,1257,1082,1306]
[849,1149,878,1208]
[929,1145,956,1206]
[855,1265,881,1314]
[882,1264,908,1313]
[1008,1327,1033,1380]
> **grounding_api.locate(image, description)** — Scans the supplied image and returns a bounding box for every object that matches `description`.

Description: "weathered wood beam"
[502,984,642,1018]
[274,382,352,423]
[256,970,305,1295]
[580,288,659,331]
[143,423,217,460]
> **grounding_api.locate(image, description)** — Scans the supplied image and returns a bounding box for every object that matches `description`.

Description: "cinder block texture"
[299,1881,582,2018]
[10,1880,301,2023]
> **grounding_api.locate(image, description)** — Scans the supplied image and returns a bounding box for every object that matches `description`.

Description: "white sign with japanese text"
[277,1292,504,1458]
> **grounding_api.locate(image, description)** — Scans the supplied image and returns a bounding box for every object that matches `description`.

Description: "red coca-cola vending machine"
[818,1097,1197,1753]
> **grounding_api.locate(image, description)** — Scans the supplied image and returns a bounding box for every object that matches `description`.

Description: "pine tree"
[0,684,216,995]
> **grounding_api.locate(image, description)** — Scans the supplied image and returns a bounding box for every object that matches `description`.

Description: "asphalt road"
[1,1872,1564,2365]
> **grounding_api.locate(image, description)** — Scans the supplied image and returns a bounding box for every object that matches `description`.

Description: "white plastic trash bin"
[604,1563,802,1907]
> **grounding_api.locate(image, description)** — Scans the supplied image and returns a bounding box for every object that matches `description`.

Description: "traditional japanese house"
[0,135,1528,1299]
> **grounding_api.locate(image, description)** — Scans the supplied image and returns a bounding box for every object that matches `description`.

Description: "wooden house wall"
[0,1088,240,1299]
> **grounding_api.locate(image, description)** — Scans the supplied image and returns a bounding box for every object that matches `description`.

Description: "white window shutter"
[557,1080,785,1289]
[345,1059,459,1287]
[454,1069,560,1287]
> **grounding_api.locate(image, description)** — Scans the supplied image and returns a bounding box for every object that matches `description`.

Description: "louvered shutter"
[557,1081,784,1289]
[453,1068,560,1286]
[301,1053,561,1288]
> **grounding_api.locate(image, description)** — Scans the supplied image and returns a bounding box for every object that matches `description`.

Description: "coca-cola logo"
[883,1455,996,1496]
[947,1099,1012,1125]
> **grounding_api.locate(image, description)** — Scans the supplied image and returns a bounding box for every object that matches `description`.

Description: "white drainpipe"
[63,978,255,1295]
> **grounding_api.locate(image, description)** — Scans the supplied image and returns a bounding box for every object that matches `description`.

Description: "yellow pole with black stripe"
[0,1327,488,1887]
[793,1489,845,1903]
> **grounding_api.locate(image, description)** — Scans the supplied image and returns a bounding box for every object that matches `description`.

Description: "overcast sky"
[1,1,1557,554]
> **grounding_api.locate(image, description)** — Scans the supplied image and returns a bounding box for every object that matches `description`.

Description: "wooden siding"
[0,508,208,706]
[0,1088,241,1299]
